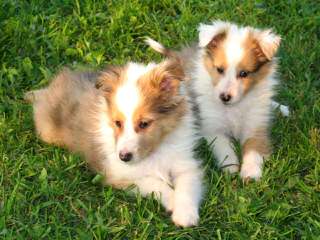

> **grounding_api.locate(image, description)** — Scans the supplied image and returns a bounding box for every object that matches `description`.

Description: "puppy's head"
[198,20,281,105]
[96,60,185,163]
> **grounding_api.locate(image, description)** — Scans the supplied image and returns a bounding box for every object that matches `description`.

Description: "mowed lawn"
[1,0,319,239]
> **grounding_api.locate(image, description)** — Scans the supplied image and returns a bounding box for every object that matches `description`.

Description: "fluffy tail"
[145,37,176,58]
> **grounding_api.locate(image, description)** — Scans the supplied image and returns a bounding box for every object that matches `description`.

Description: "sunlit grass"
[1,0,319,239]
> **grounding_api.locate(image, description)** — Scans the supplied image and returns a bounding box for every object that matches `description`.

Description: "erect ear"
[251,29,281,61]
[95,66,124,94]
[150,59,184,95]
[198,20,230,48]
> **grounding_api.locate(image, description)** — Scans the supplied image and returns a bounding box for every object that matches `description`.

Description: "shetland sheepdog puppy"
[25,59,203,227]
[146,20,289,180]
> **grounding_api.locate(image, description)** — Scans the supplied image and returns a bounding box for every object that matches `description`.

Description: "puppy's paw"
[240,151,263,181]
[172,205,199,227]
[240,163,262,181]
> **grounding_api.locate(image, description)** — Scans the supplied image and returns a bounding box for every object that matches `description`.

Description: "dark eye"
[115,120,122,128]
[216,67,224,74]
[239,70,248,78]
[139,121,150,129]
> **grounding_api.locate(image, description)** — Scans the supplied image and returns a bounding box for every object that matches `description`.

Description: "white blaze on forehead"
[115,62,156,120]
[223,27,248,66]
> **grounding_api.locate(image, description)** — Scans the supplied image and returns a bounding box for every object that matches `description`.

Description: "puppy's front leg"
[134,177,174,212]
[212,134,239,173]
[171,163,203,227]
[240,128,271,180]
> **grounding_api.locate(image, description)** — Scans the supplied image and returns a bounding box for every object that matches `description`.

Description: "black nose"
[219,93,232,103]
[119,152,133,162]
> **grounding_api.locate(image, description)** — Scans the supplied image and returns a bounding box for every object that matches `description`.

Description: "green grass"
[1,0,319,239]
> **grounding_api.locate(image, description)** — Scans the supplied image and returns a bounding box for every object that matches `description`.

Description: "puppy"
[146,20,288,180]
[25,60,203,227]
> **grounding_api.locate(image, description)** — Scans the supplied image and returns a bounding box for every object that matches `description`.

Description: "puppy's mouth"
[219,99,235,106]
[222,101,232,106]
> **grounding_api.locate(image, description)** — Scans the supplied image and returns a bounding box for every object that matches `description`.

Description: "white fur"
[145,37,166,55]
[193,21,281,179]
[95,62,203,227]
[198,21,231,47]
[224,27,247,65]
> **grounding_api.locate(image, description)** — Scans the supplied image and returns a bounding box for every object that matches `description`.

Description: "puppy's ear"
[150,59,184,96]
[251,29,281,61]
[137,60,185,114]
[95,66,124,94]
[198,20,230,48]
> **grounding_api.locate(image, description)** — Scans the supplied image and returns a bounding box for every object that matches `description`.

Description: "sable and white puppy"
[146,20,288,180]
[25,60,203,227]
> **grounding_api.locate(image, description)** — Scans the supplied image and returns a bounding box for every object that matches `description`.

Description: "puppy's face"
[199,21,281,105]
[96,60,185,163]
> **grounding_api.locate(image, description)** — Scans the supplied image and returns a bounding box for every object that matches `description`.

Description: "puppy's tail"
[145,37,177,58]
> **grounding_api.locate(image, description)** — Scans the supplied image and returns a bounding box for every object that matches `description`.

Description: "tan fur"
[26,68,109,173]
[239,33,279,94]
[27,88,65,145]
[96,66,128,140]
[202,32,227,86]
[242,128,271,157]
[254,29,281,61]
[203,49,227,86]
[96,66,126,99]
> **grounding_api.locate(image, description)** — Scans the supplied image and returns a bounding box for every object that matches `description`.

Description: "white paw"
[172,204,199,227]
[240,162,262,180]
[240,151,263,180]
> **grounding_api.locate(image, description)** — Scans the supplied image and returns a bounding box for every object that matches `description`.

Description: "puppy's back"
[26,68,99,149]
